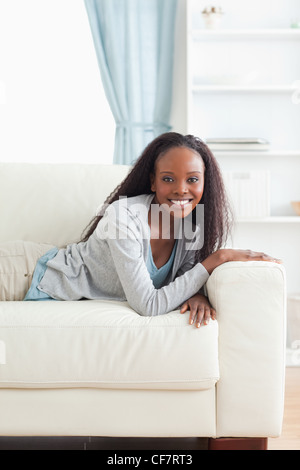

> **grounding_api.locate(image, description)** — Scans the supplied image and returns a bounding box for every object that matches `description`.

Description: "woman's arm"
[201,249,282,274]
[180,249,282,327]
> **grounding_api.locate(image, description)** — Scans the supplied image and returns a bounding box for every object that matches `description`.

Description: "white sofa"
[0,162,286,450]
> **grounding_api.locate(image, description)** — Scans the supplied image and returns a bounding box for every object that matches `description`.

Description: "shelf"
[191,29,300,39]
[192,85,298,93]
[237,216,300,223]
[213,150,300,158]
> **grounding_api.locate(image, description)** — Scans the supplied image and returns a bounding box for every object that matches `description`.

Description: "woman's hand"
[202,249,283,275]
[180,294,216,328]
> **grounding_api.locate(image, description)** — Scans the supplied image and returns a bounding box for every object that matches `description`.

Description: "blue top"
[24,247,59,301]
[146,240,177,289]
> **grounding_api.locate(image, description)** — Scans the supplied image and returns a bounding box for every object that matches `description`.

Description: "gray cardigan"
[38,194,209,316]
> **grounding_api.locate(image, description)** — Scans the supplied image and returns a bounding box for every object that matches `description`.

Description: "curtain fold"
[84,0,178,165]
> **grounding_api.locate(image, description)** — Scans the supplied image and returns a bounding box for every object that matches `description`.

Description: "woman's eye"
[162,176,199,183]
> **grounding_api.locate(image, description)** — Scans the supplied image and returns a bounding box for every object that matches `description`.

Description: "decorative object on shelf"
[291,201,300,216]
[222,171,270,218]
[205,137,270,151]
[201,6,224,29]
[291,19,300,29]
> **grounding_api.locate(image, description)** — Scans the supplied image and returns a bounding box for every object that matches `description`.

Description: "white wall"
[0,0,115,164]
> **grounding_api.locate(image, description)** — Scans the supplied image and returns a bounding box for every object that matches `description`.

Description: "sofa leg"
[208,437,268,450]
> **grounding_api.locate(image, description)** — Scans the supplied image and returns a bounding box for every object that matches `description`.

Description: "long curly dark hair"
[81,132,233,262]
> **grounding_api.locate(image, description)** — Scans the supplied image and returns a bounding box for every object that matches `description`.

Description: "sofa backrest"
[0,163,130,247]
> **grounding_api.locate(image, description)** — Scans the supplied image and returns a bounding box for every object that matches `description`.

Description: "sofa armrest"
[206,261,286,438]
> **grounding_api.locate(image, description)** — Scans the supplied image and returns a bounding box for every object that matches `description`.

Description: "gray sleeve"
[105,206,209,316]
[176,250,207,297]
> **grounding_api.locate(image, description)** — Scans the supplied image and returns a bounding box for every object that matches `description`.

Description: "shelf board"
[237,216,300,223]
[191,28,300,39]
[192,84,297,93]
[214,150,300,157]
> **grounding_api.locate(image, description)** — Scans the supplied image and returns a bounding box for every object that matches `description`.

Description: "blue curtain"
[84,0,178,165]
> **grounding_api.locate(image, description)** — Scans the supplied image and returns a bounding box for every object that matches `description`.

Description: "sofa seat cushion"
[0,300,219,391]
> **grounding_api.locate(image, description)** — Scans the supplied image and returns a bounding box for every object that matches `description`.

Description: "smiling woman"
[0,132,276,327]
[0,0,114,164]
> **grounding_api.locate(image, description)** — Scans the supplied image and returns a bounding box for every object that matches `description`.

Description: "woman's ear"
[150,173,156,192]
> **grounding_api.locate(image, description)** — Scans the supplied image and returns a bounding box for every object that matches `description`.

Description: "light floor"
[268,367,300,450]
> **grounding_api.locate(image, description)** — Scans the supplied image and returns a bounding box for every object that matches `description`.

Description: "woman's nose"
[174,181,188,195]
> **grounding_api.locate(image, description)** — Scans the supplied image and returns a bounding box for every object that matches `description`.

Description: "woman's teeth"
[170,199,191,206]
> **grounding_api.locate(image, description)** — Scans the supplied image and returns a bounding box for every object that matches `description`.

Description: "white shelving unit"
[180,0,300,292]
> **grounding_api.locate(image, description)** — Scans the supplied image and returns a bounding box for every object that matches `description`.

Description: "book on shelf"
[205,138,270,151]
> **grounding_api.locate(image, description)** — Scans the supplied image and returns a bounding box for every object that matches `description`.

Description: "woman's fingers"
[181,298,217,328]
[252,251,282,263]
[195,305,211,327]
[211,308,217,320]
[189,307,217,327]
[238,249,282,264]
[180,302,188,313]
[189,306,198,325]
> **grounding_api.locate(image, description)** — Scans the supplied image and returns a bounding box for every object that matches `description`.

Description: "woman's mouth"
[169,199,193,207]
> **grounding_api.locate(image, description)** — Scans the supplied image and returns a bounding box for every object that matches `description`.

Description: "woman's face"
[150,146,205,219]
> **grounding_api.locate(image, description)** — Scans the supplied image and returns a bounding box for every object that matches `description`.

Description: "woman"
[20,132,281,326]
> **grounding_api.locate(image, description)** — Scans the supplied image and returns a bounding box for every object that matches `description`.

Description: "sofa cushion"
[0,163,130,247]
[0,300,219,391]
